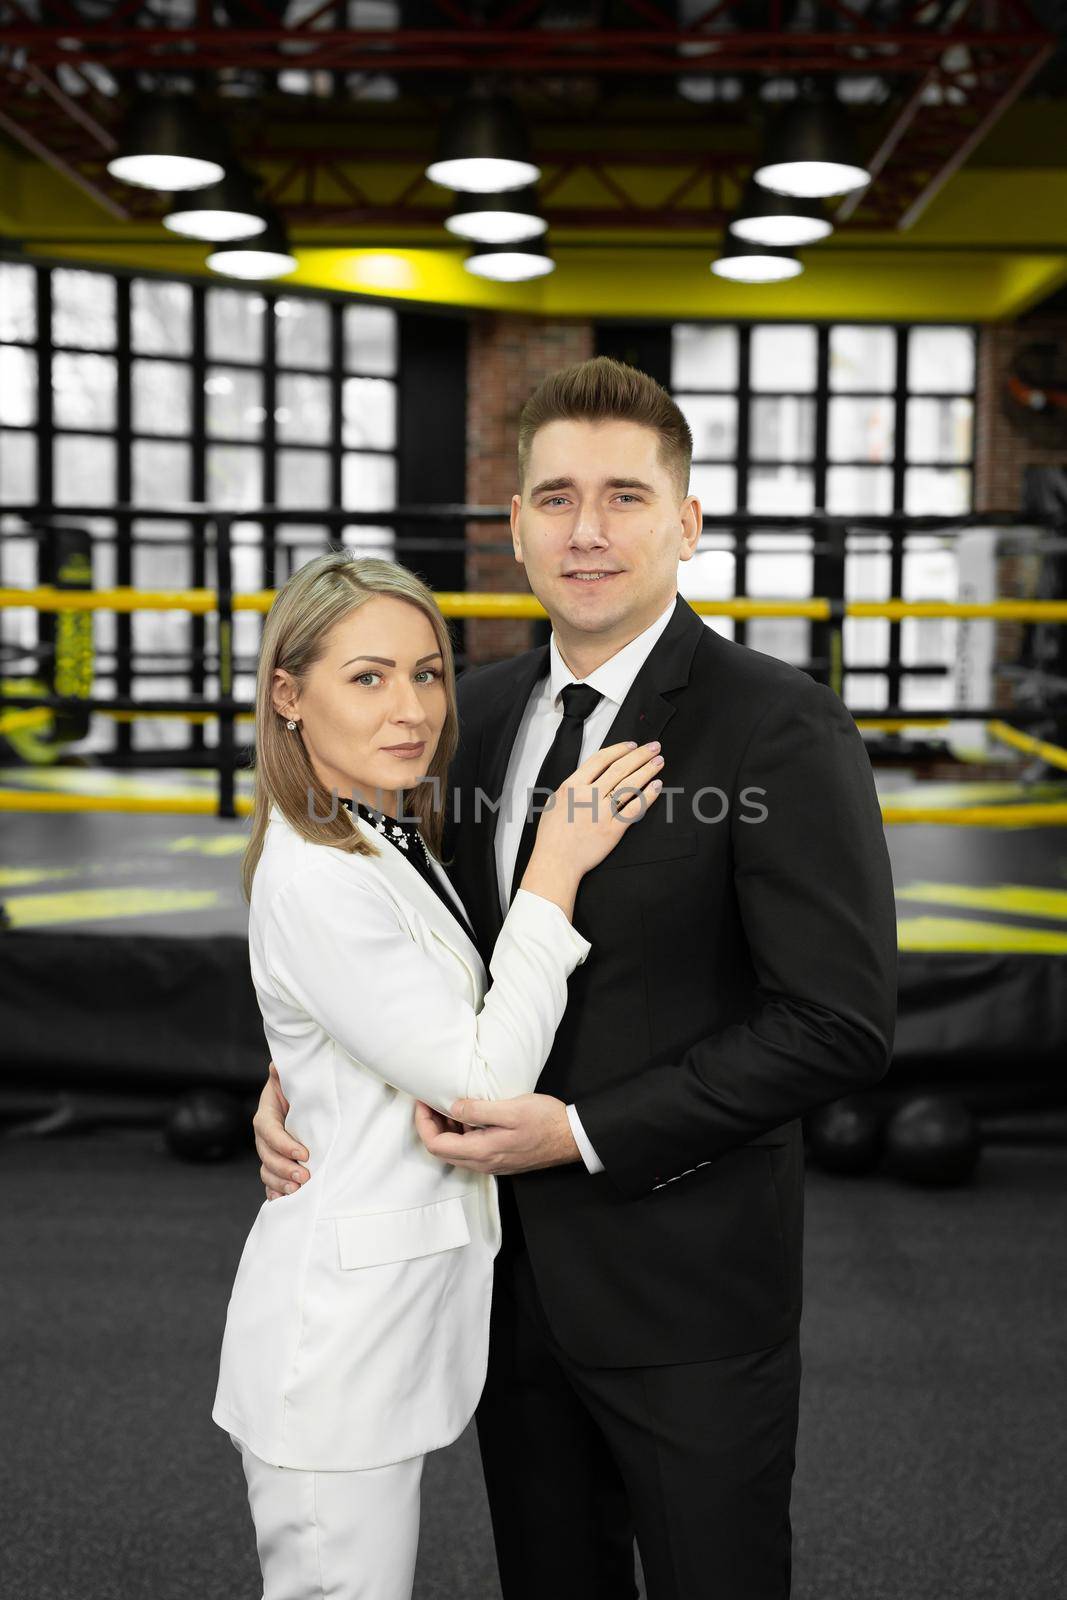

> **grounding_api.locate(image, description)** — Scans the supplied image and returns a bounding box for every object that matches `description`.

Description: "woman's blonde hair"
[241,551,458,902]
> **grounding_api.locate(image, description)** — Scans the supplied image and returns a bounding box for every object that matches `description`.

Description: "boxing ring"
[2,508,1067,1111]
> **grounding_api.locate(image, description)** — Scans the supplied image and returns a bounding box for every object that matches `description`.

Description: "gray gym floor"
[5,1128,1065,1600]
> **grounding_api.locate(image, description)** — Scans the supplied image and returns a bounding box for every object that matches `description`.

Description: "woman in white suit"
[211,551,665,1600]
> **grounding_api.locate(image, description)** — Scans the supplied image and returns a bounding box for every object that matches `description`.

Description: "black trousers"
[475,1184,801,1600]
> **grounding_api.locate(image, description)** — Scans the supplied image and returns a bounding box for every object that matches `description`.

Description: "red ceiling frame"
[0,1,1056,237]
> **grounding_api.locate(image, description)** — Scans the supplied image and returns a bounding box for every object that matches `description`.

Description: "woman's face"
[274,595,448,816]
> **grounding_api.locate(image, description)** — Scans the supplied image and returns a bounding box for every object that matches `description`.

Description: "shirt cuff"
[566,1103,605,1174]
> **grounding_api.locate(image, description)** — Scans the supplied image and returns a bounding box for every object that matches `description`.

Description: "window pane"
[206,367,264,439]
[342,377,396,449]
[278,449,331,507]
[906,397,973,464]
[678,546,735,600]
[750,325,816,392]
[131,279,192,355]
[0,263,36,341]
[901,616,956,667]
[671,324,738,390]
[845,540,891,599]
[750,397,814,461]
[748,465,814,514]
[133,440,191,505]
[689,462,736,513]
[344,304,397,374]
[207,288,266,363]
[902,540,956,601]
[843,672,888,711]
[277,373,331,443]
[342,451,396,510]
[52,269,116,349]
[747,618,809,666]
[747,539,813,597]
[207,445,263,508]
[908,327,974,393]
[0,430,36,502]
[826,466,894,514]
[904,467,971,515]
[676,395,736,460]
[0,347,37,426]
[828,396,894,462]
[829,326,896,391]
[900,673,949,711]
[54,434,116,504]
[844,616,890,666]
[133,359,192,436]
[52,351,117,430]
[276,298,331,369]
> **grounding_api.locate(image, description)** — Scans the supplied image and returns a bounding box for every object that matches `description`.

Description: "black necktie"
[509,681,604,905]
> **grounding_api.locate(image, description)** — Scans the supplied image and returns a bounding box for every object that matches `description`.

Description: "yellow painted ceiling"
[3,101,1067,321]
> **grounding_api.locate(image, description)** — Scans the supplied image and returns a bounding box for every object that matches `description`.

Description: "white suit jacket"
[211,801,591,1471]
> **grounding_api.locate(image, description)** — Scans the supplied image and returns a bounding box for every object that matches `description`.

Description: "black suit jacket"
[443,594,897,1367]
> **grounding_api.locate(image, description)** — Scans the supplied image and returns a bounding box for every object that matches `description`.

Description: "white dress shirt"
[494,592,679,1175]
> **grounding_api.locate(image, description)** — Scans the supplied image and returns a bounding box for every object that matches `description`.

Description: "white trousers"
[229,1434,425,1600]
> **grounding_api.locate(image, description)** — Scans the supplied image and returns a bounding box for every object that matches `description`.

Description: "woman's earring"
[286,719,297,731]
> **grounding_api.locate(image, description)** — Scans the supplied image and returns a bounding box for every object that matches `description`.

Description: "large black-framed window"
[597,319,977,712]
[0,259,468,756]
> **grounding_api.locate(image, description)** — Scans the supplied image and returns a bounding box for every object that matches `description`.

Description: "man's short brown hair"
[517,355,693,501]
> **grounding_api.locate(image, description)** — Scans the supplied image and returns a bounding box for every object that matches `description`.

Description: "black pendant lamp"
[464,237,555,282]
[754,97,870,199]
[729,179,831,248]
[445,186,547,245]
[711,237,803,284]
[107,92,228,192]
[427,91,540,194]
[163,167,268,242]
[207,207,297,279]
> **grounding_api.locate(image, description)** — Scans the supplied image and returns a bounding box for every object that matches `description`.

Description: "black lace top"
[339,795,481,954]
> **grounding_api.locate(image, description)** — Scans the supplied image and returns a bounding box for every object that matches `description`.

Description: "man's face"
[510,418,701,639]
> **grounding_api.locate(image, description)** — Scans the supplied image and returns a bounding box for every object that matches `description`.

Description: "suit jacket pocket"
[335,1195,471,1270]
[595,826,698,871]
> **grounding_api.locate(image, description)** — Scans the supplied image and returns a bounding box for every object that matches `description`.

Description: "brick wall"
[465,313,593,664]
[975,318,1067,511]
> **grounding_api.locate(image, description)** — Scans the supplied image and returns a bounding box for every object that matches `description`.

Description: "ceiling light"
[729,181,832,248]
[754,99,870,199]
[711,238,803,284]
[207,209,297,279]
[445,187,547,245]
[464,238,555,282]
[163,168,268,242]
[427,92,540,194]
[107,93,228,192]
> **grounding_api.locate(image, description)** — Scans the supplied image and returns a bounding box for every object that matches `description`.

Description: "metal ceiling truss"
[0,0,1056,236]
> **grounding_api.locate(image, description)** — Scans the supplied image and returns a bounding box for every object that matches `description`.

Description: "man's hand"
[254,1062,311,1201]
[413,1093,581,1175]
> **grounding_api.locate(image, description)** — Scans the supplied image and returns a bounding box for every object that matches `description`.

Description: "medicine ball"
[164,1088,247,1164]
[884,1093,981,1187]
[805,1095,884,1175]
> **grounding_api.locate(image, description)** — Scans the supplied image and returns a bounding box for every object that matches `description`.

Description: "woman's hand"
[528,738,665,881]
[254,1061,311,1200]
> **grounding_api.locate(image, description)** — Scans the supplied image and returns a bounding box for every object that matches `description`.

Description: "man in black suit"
[256,356,897,1598]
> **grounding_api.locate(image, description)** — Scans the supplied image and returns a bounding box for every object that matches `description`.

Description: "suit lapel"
[473,595,707,947]
[348,809,485,994]
[471,642,550,948]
